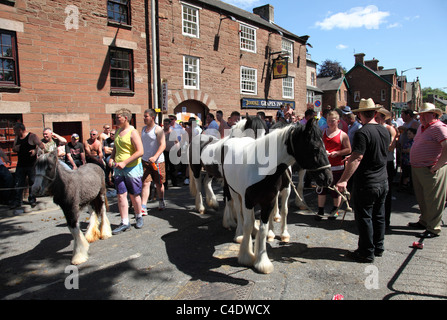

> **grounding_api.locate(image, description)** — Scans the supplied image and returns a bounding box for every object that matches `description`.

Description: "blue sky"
[221,0,447,91]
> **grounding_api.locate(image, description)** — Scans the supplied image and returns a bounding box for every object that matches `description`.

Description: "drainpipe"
[151,0,159,121]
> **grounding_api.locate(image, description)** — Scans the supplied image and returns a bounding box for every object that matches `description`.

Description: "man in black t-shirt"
[336,98,390,263]
[65,133,86,170]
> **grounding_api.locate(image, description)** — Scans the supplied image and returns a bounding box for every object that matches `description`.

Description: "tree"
[317,59,346,78]
[422,87,447,111]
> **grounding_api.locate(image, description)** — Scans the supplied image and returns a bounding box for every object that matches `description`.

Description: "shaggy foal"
[32,151,112,265]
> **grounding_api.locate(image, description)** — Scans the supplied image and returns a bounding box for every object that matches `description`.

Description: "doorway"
[53,121,83,142]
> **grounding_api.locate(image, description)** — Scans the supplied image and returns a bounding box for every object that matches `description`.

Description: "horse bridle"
[35,159,58,182]
[288,127,331,173]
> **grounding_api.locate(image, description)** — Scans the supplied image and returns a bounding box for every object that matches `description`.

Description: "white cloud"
[387,22,402,29]
[315,5,390,30]
[336,44,348,50]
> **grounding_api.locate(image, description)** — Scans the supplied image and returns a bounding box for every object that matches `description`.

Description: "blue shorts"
[114,163,143,195]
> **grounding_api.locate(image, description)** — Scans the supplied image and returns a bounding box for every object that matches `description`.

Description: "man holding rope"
[335,98,390,263]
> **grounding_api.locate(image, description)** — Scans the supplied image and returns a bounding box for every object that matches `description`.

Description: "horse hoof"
[71,255,88,265]
[274,217,281,223]
[234,235,243,244]
[267,236,275,242]
[254,260,274,274]
[281,235,290,243]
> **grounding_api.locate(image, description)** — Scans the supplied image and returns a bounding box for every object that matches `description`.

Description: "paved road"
[1,176,446,303]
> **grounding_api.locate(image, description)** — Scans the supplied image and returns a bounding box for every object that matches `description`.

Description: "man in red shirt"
[409,103,447,238]
[316,110,351,220]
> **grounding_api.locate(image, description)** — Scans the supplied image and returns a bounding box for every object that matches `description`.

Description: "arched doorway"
[174,99,208,123]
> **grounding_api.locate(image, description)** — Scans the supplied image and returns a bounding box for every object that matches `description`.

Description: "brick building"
[345,53,404,111]
[0,0,311,168]
[157,0,310,123]
[0,0,150,167]
[317,74,349,110]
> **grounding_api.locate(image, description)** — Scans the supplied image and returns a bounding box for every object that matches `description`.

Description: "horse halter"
[35,158,58,182]
[288,126,331,173]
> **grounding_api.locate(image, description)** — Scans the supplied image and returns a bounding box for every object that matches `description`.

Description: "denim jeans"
[352,180,389,259]
[14,165,36,205]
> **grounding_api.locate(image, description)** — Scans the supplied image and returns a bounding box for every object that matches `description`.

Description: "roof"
[317,76,349,91]
[345,63,393,87]
[188,0,309,44]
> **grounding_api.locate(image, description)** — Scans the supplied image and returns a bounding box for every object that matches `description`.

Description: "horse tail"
[189,166,197,196]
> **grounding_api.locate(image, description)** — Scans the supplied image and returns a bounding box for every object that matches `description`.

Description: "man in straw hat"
[336,98,390,263]
[408,103,447,238]
[375,107,398,230]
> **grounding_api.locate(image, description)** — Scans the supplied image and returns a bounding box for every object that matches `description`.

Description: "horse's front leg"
[65,209,89,265]
[238,199,255,267]
[254,204,274,274]
[230,189,244,243]
[279,186,291,242]
[204,174,218,210]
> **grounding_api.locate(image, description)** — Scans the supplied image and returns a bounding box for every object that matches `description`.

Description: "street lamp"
[401,67,422,103]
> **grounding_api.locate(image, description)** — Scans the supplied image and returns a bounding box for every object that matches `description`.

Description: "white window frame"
[182,3,200,38]
[240,66,257,95]
[381,89,386,101]
[239,23,256,53]
[183,56,200,89]
[282,77,294,99]
[281,38,294,63]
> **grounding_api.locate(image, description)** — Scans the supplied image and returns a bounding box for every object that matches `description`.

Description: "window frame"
[107,0,132,26]
[0,29,20,89]
[282,77,294,99]
[109,47,134,94]
[182,3,200,38]
[239,23,256,53]
[183,55,200,90]
[240,66,257,95]
[281,38,294,63]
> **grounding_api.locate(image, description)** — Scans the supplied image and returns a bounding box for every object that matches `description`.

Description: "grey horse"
[32,150,112,265]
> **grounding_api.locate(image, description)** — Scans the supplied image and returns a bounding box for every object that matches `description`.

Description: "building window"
[354,91,360,102]
[344,90,348,102]
[183,56,199,89]
[381,89,386,101]
[281,39,293,63]
[0,114,22,169]
[109,47,134,92]
[310,72,316,87]
[240,24,256,53]
[241,66,257,95]
[307,91,315,104]
[107,0,131,25]
[182,4,199,38]
[0,30,19,87]
[283,77,294,99]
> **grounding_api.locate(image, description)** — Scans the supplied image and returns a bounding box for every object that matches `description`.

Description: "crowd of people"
[1,101,446,263]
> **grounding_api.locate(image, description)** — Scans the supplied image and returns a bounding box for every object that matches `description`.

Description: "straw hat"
[353,98,381,113]
[415,103,443,117]
[377,107,391,120]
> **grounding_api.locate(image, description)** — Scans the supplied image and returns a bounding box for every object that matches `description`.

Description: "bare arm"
[431,140,447,174]
[148,126,166,163]
[335,151,363,192]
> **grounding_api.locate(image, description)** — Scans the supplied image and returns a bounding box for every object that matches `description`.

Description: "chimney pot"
[354,53,365,65]
[253,4,274,23]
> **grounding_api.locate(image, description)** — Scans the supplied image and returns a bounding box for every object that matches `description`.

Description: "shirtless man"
[216,110,230,138]
[85,129,104,169]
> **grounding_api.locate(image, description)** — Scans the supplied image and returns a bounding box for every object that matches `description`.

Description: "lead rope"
[285,170,352,225]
